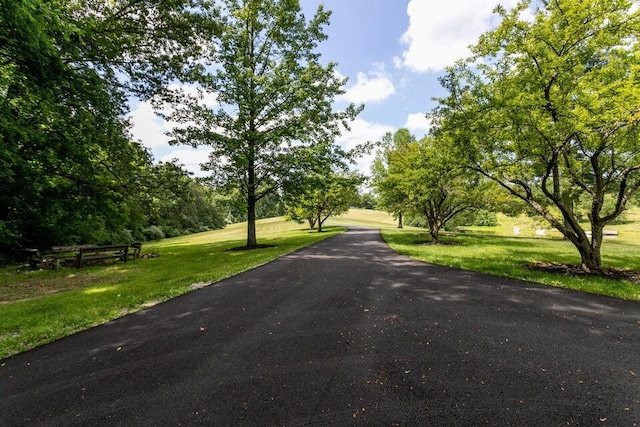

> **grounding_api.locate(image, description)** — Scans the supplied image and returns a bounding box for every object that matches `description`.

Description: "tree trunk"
[579,244,601,272]
[578,224,603,272]
[397,211,403,229]
[561,192,574,241]
[429,226,439,244]
[317,211,323,233]
[246,142,257,248]
[246,191,257,248]
[426,216,440,243]
[307,216,317,229]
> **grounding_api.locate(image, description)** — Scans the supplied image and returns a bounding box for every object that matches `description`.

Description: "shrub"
[473,210,498,227]
[141,225,165,241]
[110,229,135,245]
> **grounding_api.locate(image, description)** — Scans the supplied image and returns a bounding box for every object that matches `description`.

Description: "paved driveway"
[1,228,639,426]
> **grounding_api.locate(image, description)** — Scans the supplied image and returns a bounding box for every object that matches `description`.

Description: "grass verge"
[0,218,342,359]
[381,229,640,301]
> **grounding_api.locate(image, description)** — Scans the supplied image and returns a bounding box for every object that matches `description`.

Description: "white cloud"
[128,83,222,176]
[337,63,395,104]
[336,118,394,175]
[160,147,213,177]
[405,113,433,134]
[395,0,521,72]
[128,101,170,149]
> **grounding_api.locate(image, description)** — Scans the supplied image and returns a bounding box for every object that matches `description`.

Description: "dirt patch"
[225,244,276,252]
[0,269,123,302]
[526,261,640,283]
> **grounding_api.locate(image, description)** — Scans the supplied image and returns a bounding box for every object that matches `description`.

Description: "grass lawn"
[0,218,342,359]
[379,226,640,303]
[331,209,640,301]
[2,208,639,359]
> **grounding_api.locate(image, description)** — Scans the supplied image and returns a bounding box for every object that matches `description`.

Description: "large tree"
[374,130,484,243]
[0,0,216,259]
[433,0,640,271]
[165,0,361,248]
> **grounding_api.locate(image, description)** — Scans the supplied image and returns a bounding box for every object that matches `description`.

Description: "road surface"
[1,228,639,425]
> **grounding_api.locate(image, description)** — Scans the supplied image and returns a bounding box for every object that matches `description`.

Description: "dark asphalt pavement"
[1,228,639,426]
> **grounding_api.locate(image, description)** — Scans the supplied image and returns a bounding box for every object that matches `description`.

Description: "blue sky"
[128,0,523,175]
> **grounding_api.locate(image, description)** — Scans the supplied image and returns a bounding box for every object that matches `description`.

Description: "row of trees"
[1,0,362,262]
[374,0,640,272]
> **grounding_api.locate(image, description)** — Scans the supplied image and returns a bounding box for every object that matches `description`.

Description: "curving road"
[1,228,639,426]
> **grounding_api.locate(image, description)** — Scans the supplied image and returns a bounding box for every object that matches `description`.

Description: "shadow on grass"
[225,244,277,252]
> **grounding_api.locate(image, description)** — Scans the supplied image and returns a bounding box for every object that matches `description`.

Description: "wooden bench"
[26,243,142,269]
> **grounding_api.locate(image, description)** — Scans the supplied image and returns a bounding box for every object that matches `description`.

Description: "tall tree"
[0,0,217,260]
[379,134,484,243]
[433,0,640,271]
[165,0,361,248]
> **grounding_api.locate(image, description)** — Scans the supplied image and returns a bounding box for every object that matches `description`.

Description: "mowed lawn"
[0,219,343,359]
[332,209,640,301]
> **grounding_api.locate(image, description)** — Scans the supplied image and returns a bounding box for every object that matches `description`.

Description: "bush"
[473,210,498,227]
[141,225,165,241]
[110,229,135,245]
[162,226,183,238]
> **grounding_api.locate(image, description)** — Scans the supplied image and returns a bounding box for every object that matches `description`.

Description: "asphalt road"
[1,228,639,426]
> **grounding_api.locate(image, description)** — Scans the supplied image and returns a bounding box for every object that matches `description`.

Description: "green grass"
[330,209,640,301]
[3,208,640,359]
[0,218,342,359]
[380,229,640,302]
[328,209,401,228]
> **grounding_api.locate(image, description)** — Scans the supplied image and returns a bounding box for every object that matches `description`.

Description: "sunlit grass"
[328,209,640,301]
[381,229,640,301]
[0,219,342,359]
[2,207,639,359]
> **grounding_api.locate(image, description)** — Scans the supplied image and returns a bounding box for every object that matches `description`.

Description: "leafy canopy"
[164,0,361,247]
[433,0,640,269]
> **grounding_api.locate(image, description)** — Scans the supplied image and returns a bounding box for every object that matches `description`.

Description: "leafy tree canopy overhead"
[0,0,221,261]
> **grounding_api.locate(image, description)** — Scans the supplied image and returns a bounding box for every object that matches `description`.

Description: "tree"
[0,0,217,260]
[140,161,226,236]
[397,136,484,243]
[371,129,415,228]
[433,0,640,271]
[165,0,361,248]
[285,171,362,232]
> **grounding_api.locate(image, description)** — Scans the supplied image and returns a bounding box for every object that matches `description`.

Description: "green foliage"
[353,192,377,210]
[373,129,486,242]
[472,210,498,227]
[371,129,416,220]
[139,161,226,236]
[163,0,361,247]
[285,171,363,232]
[383,229,640,301]
[433,0,640,270]
[0,0,221,261]
[141,226,166,242]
